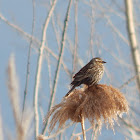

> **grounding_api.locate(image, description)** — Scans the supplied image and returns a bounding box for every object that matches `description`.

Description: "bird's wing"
[73,62,93,79]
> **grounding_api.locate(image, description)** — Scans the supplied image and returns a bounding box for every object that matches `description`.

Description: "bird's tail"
[65,86,76,97]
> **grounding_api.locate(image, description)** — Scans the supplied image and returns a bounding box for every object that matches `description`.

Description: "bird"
[65,57,106,97]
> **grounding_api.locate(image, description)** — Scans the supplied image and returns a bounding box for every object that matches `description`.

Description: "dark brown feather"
[65,57,106,97]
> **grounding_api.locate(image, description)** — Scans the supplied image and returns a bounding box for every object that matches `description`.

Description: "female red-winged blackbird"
[65,57,106,97]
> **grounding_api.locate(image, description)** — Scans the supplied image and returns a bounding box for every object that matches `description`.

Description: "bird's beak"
[102,61,106,63]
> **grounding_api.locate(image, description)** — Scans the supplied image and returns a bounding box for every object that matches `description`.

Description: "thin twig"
[73,126,92,137]
[72,0,78,76]
[0,13,74,78]
[89,0,129,46]
[0,13,36,42]
[0,13,58,61]
[70,124,78,140]
[21,0,36,123]
[42,0,72,135]
[119,117,140,133]
[81,115,86,140]
[106,16,129,45]
[51,14,71,77]
[51,12,61,51]
[45,47,71,77]
[129,105,140,116]
[44,122,73,139]
[45,50,52,92]
[119,74,140,89]
[33,0,57,137]
[89,0,95,59]
[55,10,84,68]
[93,124,99,140]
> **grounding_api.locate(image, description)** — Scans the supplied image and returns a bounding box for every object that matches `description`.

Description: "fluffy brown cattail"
[45,84,128,137]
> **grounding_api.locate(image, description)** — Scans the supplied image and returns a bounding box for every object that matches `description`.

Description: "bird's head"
[92,57,106,65]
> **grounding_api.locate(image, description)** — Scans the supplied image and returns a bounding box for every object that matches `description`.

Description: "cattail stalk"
[81,114,86,140]
[42,0,72,135]
[33,0,57,137]
[125,0,140,91]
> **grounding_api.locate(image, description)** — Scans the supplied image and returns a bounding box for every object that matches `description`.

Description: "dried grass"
[7,54,23,140]
[7,54,33,140]
[45,84,128,134]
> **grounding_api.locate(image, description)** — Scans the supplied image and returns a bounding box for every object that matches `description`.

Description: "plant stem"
[81,115,86,140]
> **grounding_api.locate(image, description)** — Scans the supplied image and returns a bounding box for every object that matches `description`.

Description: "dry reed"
[7,55,33,140]
[45,84,128,137]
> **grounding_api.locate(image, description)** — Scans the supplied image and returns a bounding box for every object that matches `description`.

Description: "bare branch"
[119,117,140,133]
[125,0,140,91]
[119,74,140,89]
[73,127,92,137]
[22,0,36,123]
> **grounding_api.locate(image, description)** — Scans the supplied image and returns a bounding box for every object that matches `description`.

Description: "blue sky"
[0,0,138,139]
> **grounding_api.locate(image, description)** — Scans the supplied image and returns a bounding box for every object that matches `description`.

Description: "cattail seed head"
[45,84,128,133]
